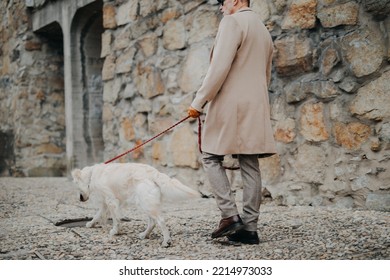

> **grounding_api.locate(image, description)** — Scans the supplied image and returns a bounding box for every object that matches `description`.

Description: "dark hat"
[217,0,251,6]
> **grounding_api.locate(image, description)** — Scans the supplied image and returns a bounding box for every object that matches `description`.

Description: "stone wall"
[99,0,390,210]
[0,0,66,176]
[266,0,390,210]
[0,0,389,210]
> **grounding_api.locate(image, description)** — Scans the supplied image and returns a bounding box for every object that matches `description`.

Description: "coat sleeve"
[190,16,242,112]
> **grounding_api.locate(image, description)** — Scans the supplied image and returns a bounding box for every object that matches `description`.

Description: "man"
[187,0,276,245]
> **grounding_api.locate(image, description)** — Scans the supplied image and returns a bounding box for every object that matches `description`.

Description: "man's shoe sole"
[227,231,260,244]
[228,238,260,245]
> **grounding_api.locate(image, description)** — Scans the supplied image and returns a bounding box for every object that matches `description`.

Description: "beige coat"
[191,8,277,156]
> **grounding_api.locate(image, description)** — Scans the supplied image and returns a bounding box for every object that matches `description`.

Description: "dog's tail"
[153,172,201,202]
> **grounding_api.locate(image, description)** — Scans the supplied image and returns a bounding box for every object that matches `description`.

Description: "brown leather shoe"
[211,215,245,239]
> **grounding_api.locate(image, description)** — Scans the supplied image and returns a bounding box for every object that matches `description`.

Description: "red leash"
[105,115,194,164]
[105,116,239,170]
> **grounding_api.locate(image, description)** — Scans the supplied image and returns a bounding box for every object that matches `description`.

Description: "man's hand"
[187,107,201,118]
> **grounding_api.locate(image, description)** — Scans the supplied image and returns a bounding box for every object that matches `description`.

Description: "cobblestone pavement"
[0,177,389,260]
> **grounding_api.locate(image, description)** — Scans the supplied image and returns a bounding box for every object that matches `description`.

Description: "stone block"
[183,0,206,14]
[370,137,381,152]
[333,196,355,209]
[120,117,135,142]
[113,28,131,50]
[362,0,390,18]
[163,19,186,51]
[341,28,385,78]
[131,97,152,114]
[138,33,158,58]
[27,167,64,177]
[35,143,63,155]
[294,143,327,184]
[259,154,282,184]
[152,96,171,116]
[102,104,113,122]
[300,102,329,142]
[251,0,271,22]
[103,79,119,104]
[333,122,371,150]
[149,117,174,136]
[25,0,34,8]
[116,0,138,26]
[274,118,296,143]
[152,141,168,166]
[115,47,136,74]
[377,122,390,150]
[286,80,339,103]
[25,40,42,51]
[350,71,390,121]
[139,0,158,18]
[101,31,112,58]
[134,65,165,99]
[179,44,210,93]
[320,180,348,194]
[123,83,136,100]
[158,54,180,70]
[102,55,116,81]
[188,9,219,44]
[365,193,390,211]
[317,2,359,28]
[312,81,340,100]
[274,35,314,76]
[160,7,182,23]
[281,0,317,30]
[338,77,358,93]
[386,17,390,60]
[284,82,307,103]
[170,123,199,169]
[320,46,340,76]
[103,4,117,29]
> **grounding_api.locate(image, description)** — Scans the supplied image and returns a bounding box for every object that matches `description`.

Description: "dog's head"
[71,167,92,202]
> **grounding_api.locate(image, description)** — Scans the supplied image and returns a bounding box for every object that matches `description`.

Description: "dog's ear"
[71,169,82,181]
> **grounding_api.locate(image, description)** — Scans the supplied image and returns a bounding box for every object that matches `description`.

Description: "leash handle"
[105,115,191,164]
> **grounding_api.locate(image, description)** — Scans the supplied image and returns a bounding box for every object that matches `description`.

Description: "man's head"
[217,0,250,16]
[217,0,250,6]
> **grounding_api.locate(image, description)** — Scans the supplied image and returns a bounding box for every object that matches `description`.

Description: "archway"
[70,0,104,167]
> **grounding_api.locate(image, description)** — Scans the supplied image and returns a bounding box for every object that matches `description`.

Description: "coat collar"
[236,7,252,13]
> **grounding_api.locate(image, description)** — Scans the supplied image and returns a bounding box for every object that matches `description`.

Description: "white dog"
[71,163,200,247]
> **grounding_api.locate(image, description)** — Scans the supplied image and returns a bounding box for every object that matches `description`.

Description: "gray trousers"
[202,153,262,232]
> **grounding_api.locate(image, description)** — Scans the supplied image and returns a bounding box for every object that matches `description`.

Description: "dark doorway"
[0,131,15,176]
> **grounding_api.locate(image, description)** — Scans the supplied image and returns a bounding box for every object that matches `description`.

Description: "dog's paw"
[86,221,95,228]
[161,240,171,248]
[139,231,149,240]
[109,228,119,236]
